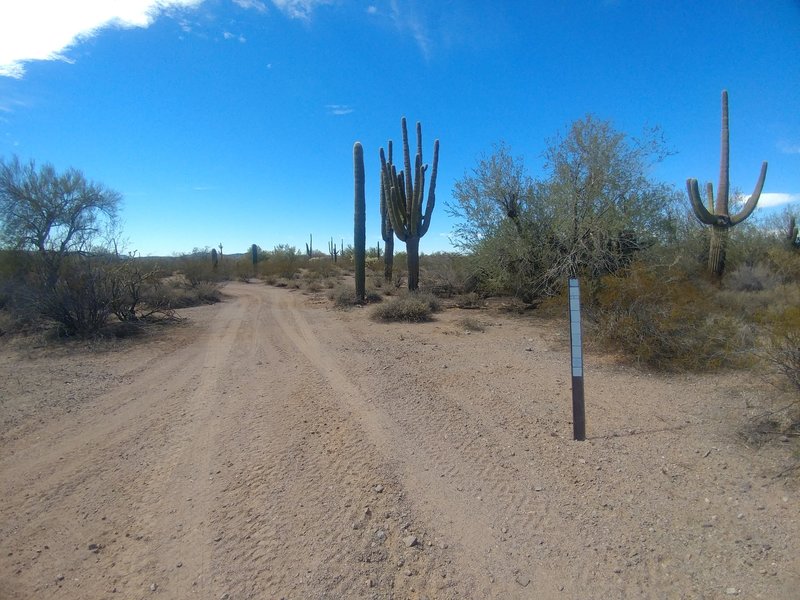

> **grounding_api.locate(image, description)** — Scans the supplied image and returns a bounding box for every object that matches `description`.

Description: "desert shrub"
[144,280,221,309]
[36,258,115,336]
[455,292,485,309]
[725,262,781,292]
[419,252,471,297]
[371,291,441,323]
[331,286,357,308]
[304,258,340,279]
[458,317,485,332]
[762,306,800,397]
[590,262,752,371]
[330,286,381,308]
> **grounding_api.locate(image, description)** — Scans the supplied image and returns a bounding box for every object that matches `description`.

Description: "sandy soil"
[0,282,797,599]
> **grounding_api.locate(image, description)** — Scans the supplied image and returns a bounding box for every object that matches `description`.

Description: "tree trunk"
[708,225,728,277]
[406,237,420,291]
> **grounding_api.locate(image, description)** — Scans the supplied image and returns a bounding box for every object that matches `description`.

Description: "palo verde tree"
[0,155,120,285]
[686,90,768,277]
[380,118,439,291]
[450,117,679,299]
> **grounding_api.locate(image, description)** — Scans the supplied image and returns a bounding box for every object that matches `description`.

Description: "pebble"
[374,485,384,493]
[56,574,65,582]
[515,575,531,587]
[403,535,418,547]
[150,583,158,592]
[725,587,738,595]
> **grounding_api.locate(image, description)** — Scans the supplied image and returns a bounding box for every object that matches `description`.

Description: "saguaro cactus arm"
[687,179,724,225]
[729,161,768,225]
[419,138,439,237]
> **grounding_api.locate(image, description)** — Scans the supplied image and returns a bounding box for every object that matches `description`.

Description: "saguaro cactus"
[380,118,439,291]
[686,90,768,276]
[354,142,366,303]
[380,141,395,282]
[211,247,218,269]
[251,243,258,271]
[788,216,799,249]
[329,237,339,262]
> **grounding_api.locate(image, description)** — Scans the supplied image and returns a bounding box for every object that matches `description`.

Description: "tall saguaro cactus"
[380,118,439,291]
[380,140,395,282]
[354,142,366,303]
[686,90,768,276]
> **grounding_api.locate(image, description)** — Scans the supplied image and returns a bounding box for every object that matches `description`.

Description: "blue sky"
[1,0,799,257]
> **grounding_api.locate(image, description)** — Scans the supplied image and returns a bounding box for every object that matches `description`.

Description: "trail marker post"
[568,278,586,441]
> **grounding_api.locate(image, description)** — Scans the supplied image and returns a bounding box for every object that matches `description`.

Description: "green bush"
[591,262,752,371]
[371,291,441,323]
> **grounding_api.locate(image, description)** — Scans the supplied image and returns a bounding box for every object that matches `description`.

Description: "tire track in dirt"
[269,289,562,597]
[201,285,466,599]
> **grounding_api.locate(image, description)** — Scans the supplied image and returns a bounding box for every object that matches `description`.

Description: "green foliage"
[450,118,679,300]
[371,290,441,322]
[590,262,752,371]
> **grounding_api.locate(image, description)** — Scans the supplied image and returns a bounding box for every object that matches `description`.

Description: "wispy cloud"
[223,31,247,43]
[326,104,354,116]
[270,0,332,20]
[388,0,432,59]
[778,141,800,155]
[233,0,268,12]
[758,193,800,208]
[0,0,205,78]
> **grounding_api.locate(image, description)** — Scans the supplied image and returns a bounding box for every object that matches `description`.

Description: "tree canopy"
[449,116,681,299]
[0,156,120,269]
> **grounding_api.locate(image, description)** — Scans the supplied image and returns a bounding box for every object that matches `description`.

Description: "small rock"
[150,583,158,592]
[725,587,738,595]
[220,594,230,600]
[367,578,374,588]
[176,561,183,568]
[56,574,65,581]
[515,575,531,587]
[374,485,384,493]
[403,535,418,548]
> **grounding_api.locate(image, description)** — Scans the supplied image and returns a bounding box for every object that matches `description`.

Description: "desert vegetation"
[1,95,798,438]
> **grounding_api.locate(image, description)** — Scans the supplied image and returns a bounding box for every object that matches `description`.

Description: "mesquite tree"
[379,118,439,291]
[354,142,366,303]
[686,90,768,277]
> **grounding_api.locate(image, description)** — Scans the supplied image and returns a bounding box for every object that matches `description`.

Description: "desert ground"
[0,282,797,599]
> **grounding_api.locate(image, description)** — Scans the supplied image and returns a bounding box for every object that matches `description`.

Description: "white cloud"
[223,31,247,42]
[758,193,800,208]
[270,0,332,20]
[0,0,205,78]
[389,0,431,58]
[326,104,354,116]
[366,5,378,15]
[233,0,268,12]
[778,141,800,155]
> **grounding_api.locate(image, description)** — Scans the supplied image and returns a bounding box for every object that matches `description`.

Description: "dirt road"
[1,282,797,598]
